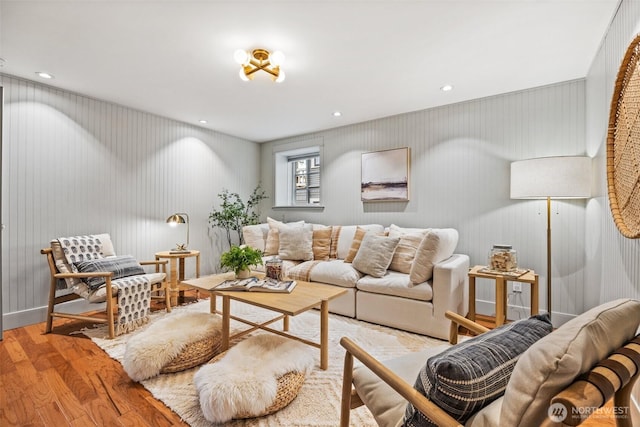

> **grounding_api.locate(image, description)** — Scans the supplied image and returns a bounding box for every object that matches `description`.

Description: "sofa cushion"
[353,345,451,427]
[388,224,431,237]
[312,226,332,261]
[278,226,314,261]
[352,234,400,278]
[335,224,385,260]
[344,226,368,263]
[242,224,269,252]
[500,298,640,427]
[357,271,433,301]
[405,314,553,427]
[409,229,458,284]
[75,255,146,291]
[307,259,361,288]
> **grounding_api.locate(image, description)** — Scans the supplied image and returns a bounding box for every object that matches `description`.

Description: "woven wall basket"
[607,33,640,239]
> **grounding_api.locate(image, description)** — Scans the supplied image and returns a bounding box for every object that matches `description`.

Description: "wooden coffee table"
[181,272,347,370]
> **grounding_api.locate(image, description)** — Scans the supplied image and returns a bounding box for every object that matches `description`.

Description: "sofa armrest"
[432,254,469,321]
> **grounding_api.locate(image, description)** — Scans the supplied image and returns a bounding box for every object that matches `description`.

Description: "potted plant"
[220,245,264,278]
[209,185,268,247]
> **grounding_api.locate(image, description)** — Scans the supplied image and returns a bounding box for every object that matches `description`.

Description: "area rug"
[82,298,446,426]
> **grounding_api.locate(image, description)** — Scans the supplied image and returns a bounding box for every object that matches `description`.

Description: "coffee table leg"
[209,293,216,314]
[320,300,329,370]
[283,315,289,332]
[221,296,230,351]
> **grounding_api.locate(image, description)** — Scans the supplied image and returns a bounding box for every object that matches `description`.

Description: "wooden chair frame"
[340,311,640,427]
[41,247,171,339]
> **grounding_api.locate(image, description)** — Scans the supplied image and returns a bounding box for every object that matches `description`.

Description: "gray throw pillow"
[351,234,400,278]
[403,314,553,427]
[75,255,145,291]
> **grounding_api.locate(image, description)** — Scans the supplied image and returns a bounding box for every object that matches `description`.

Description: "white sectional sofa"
[243,219,469,341]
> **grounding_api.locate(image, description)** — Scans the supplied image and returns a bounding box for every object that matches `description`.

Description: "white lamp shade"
[510,156,592,199]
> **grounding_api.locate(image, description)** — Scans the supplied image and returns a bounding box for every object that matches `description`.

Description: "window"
[273,141,323,208]
[291,154,320,205]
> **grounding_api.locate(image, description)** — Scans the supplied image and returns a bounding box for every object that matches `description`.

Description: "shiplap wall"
[1,74,260,329]
[261,80,587,324]
[585,0,640,307]
[584,0,640,414]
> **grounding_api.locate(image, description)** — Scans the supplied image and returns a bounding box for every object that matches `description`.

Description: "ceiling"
[0,0,620,143]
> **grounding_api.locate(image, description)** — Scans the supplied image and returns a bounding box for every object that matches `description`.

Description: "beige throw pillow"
[389,231,428,274]
[278,226,314,261]
[264,217,305,255]
[409,231,440,283]
[344,227,368,263]
[312,226,332,261]
[500,298,640,426]
[352,234,400,278]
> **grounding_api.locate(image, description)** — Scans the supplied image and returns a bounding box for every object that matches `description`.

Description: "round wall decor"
[607,33,640,239]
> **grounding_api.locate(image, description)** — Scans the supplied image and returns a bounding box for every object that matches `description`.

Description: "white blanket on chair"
[194,334,315,423]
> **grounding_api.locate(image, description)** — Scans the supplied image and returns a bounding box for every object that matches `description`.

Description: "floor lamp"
[510,156,591,321]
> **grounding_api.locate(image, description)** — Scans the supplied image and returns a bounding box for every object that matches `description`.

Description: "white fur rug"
[83,298,445,426]
[195,335,315,423]
[123,312,222,381]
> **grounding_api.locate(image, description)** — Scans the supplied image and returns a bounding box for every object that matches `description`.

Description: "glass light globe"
[275,69,285,83]
[270,50,285,67]
[239,68,250,81]
[234,49,249,65]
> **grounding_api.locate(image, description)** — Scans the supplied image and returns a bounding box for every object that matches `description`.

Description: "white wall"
[1,74,261,330]
[261,80,588,325]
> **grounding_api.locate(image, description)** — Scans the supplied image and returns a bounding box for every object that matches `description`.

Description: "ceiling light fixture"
[0,58,5,67]
[333,111,342,117]
[199,120,208,124]
[440,84,453,92]
[36,71,54,79]
[234,48,285,83]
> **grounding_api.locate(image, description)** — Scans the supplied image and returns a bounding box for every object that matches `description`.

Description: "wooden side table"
[155,250,200,306]
[468,265,539,327]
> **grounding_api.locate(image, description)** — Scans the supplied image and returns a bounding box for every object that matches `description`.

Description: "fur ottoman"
[194,334,315,423]
[123,312,222,381]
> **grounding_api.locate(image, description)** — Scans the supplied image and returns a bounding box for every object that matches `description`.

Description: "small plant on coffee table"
[220,245,264,277]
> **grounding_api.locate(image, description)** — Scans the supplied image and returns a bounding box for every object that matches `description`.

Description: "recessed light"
[0,58,5,67]
[332,111,342,117]
[36,71,54,79]
[199,120,208,124]
[440,84,453,92]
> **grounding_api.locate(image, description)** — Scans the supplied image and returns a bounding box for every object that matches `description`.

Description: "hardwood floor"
[0,301,190,427]
[0,301,619,426]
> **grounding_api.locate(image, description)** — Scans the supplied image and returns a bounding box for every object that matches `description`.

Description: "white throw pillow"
[278,226,314,261]
[352,234,400,278]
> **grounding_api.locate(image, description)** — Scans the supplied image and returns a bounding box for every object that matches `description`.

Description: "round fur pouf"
[194,334,315,423]
[123,312,222,382]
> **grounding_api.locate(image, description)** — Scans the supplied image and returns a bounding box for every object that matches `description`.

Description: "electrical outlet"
[513,283,522,293]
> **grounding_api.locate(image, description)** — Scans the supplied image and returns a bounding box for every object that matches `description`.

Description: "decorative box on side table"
[467,265,539,327]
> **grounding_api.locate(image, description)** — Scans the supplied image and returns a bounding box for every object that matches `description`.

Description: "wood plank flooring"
[1,300,619,426]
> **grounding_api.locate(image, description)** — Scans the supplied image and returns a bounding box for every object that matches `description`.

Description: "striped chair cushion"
[403,314,553,426]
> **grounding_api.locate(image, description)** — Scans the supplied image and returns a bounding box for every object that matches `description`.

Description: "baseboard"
[2,299,106,331]
[475,298,575,328]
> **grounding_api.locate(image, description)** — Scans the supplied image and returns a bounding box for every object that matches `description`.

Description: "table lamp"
[166,212,190,253]
[510,156,591,320]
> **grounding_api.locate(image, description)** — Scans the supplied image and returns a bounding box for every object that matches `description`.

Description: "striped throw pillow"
[403,314,553,426]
